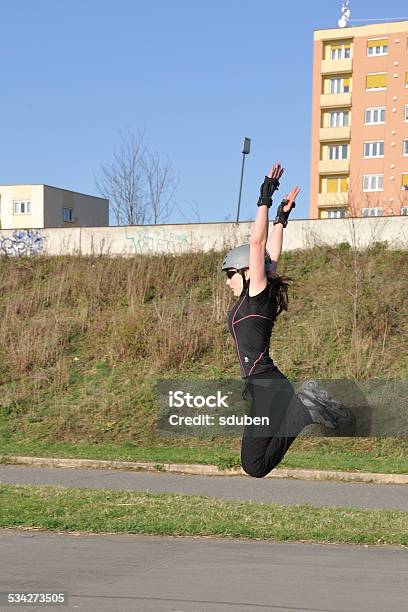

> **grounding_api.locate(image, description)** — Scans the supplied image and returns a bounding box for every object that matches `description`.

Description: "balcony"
[319,127,351,141]
[320,93,352,108]
[318,193,349,208]
[321,58,353,75]
[318,159,350,174]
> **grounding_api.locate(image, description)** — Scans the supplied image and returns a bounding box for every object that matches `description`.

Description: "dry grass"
[0,246,406,446]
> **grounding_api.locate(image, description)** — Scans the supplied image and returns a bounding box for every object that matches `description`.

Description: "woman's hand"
[282,186,301,213]
[268,162,285,181]
[257,162,284,208]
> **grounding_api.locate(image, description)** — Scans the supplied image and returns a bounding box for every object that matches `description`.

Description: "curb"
[1,455,408,485]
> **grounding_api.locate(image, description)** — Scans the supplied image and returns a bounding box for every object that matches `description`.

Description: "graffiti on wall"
[125,227,192,254]
[0,229,45,257]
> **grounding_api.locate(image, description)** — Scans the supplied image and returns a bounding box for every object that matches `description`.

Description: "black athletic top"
[227,280,279,378]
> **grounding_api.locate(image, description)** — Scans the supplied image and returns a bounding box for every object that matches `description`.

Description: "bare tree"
[327,177,400,379]
[95,127,179,226]
[95,128,147,226]
[142,152,178,224]
[174,200,201,224]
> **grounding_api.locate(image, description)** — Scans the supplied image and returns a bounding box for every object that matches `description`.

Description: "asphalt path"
[1,465,408,511]
[0,530,407,612]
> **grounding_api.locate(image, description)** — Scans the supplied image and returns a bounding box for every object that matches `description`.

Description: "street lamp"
[236,137,251,223]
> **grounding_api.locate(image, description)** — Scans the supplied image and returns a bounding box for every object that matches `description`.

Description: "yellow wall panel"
[327,178,338,193]
[367,38,388,47]
[366,73,387,88]
[340,177,348,192]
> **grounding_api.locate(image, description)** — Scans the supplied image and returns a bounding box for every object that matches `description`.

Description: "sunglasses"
[225,269,238,279]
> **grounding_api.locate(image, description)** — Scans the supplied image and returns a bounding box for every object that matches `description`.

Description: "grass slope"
[0,245,407,472]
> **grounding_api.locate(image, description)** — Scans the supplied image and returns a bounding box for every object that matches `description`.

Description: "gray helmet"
[221,244,272,271]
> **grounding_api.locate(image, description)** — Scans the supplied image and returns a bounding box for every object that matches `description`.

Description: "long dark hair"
[241,270,291,316]
[266,272,291,316]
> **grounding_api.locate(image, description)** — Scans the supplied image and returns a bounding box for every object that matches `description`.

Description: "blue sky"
[1,0,407,223]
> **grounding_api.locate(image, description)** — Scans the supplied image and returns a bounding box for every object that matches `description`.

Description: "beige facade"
[310,20,408,219]
[0,184,109,229]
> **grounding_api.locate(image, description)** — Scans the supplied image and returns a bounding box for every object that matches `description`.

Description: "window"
[364,141,384,158]
[330,77,350,94]
[63,207,73,222]
[405,105,408,122]
[362,208,382,217]
[402,174,408,190]
[403,140,408,156]
[363,175,383,192]
[326,176,348,193]
[365,107,385,124]
[330,78,341,94]
[327,209,347,218]
[13,200,32,214]
[329,110,349,127]
[328,144,348,160]
[366,73,387,90]
[401,207,408,215]
[330,43,351,60]
[367,39,388,56]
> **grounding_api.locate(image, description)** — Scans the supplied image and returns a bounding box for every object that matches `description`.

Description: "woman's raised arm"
[248,163,284,296]
[266,185,301,273]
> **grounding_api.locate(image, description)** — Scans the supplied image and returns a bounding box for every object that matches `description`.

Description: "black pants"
[240,368,312,479]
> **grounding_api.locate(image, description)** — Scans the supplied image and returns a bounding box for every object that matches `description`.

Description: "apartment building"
[0,184,109,229]
[309,20,408,219]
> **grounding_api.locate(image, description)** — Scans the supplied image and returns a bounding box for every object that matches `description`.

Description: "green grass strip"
[2,440,408,474]
[1,483,407,545]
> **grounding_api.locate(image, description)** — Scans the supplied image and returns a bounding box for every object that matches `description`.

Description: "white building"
[0,184,109,229]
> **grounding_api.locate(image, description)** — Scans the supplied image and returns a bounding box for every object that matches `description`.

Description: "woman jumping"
[222,162,350,478]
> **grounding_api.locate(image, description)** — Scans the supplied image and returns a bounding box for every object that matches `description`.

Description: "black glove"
[257,176,280,208]
[273,199,296,228]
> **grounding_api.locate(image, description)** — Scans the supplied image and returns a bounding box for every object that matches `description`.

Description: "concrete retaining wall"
[0,216,407,257]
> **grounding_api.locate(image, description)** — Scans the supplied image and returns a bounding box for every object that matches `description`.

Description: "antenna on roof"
[338,0,351,28]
